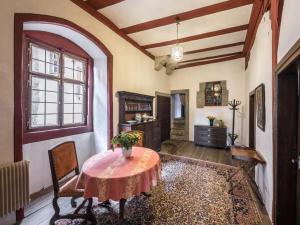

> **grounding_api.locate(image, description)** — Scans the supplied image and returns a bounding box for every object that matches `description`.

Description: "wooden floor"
[15,141,271,225]
[160,140,233,165]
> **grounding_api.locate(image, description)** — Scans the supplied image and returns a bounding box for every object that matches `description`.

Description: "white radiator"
[0,160,30,217]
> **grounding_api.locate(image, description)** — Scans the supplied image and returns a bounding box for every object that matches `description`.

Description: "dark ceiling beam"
[85,0,125,10]
[71,0,154,59]
[177,54,244,69]
[142,24,248,49]
[122,0,254,34]
[243,0,264,67]
[184,42,244,55]
[179,52,243,64]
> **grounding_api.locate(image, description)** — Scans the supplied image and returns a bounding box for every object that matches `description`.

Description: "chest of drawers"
[194,125,227,149]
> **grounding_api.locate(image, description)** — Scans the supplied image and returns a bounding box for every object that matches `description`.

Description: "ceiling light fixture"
[171,17,184,62]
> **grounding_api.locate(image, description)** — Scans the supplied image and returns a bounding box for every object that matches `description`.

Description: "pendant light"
[171,17,183,61]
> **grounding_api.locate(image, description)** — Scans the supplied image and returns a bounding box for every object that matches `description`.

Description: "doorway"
[274,41,300,225]
[249,91,256,148]
[156,92,171,142]
[170,89,189,141]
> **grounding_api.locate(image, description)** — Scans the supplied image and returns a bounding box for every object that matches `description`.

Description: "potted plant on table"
[207,116,216,127]
[111,131,140,158]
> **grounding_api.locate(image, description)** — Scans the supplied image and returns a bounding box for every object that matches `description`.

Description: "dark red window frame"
[22,31,94,144]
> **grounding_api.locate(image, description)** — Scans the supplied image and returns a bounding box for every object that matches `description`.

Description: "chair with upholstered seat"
[48,141,96,225]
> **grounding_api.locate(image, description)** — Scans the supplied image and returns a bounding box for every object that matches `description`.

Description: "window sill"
[23,125,93,144]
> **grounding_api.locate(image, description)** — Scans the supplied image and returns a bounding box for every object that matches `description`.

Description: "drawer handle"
[208,134,210,137]
[208,140,211,143]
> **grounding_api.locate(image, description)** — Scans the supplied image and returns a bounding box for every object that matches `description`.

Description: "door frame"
[249,90,256,148]
[155,91,171,117]
[170,89,189,141]
[274,38,300,224]
[155,92,171,142]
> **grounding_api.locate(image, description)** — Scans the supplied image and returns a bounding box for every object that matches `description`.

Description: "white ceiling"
[99,0,225,28]
[128,5,252,46]
[147,30,247,55]
[181,45,244,61]
[79,0,254,68]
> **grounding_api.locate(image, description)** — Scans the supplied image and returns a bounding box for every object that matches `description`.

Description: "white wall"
[278,0,300,62]
[23,133,94,193]
[244,12,273,217]
[169,59,247,143]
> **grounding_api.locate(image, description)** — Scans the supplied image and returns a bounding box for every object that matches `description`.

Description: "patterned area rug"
[57,153,262,225]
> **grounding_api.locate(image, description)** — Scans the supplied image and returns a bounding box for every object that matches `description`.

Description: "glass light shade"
[171,45,184,61]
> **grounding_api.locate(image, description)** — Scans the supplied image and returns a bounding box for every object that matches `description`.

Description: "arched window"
[23,31,93,142]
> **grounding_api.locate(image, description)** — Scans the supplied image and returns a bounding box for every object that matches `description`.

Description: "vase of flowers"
[111,131,140,158]
[207,116,216,127]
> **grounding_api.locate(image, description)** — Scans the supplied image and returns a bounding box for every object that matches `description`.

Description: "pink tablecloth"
[76,147,161,201]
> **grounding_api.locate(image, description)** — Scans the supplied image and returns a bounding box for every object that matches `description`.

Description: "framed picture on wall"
[255,83,265,131]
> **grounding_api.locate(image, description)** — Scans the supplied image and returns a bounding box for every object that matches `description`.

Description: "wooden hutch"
[117,91,161,150]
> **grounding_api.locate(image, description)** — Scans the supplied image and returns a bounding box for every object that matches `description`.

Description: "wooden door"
[249,92,256,148]
[276,67,298,225]
[157,95,171,142]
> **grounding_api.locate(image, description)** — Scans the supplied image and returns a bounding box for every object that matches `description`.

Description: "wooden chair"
[127,130,144,147]
[48,141,96,225]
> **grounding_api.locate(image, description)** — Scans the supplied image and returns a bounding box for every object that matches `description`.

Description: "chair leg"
[50,197,96,225]
[50,197,60,225]
[71,197,78,208]
[74,198,88,214]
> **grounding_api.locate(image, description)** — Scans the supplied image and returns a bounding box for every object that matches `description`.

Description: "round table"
[76,147,161,222]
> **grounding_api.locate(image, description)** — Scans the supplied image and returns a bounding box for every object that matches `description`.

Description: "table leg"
[141,192,152,197]
[119,198,127,224]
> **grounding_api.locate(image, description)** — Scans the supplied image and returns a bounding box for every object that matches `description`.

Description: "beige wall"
[244,12,273,217]
[278,0,300,62]
[0,0,169,165]
[169,59,247,143]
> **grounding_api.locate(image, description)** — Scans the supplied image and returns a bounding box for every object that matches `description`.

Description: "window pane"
[74,104,83,113]
[31,45,45,61]
[46,79,59,92]
[74,84,83,95]
[31,76,45,90]
[74,114,83,124]
[31,59,45,74]
[46,51,59,64]
[64,104,73,113]
[31,115,45,127]
[74,70,83,82]
[63,114,73,124]
[64,82,73,93]
[46,63,59,76]
[32,90,45,102]
[63,68,73,79]
[46,114,58,126]
[74,60,83,71]
[74,94,83,104]
[46,91,58,103]
[63,56,73,69]
[46,103,58,114]
[64,93,73,103]
[31,102,45,114]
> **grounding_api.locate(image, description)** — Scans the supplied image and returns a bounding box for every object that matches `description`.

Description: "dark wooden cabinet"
[117,91,161,150]
[194,125,227,149]
[121,121,161,150]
